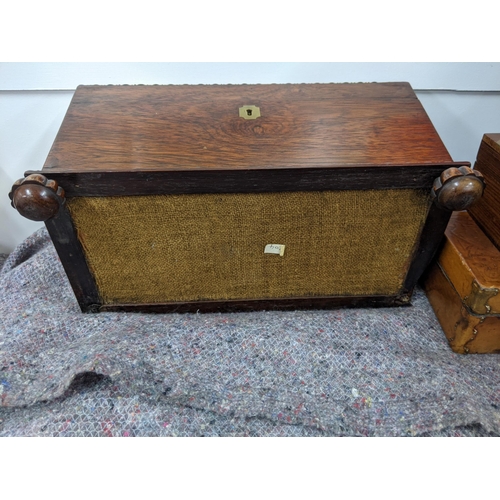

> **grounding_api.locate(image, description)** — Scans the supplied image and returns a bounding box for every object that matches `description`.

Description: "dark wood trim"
[404,203,452,293]
[97,291,414,314]
[44,203,101,311]
[43,163,469,197]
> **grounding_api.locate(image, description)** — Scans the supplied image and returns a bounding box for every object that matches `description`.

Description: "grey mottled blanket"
[0,229,499,436]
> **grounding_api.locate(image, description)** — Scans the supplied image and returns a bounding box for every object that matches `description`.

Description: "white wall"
[2,63,500,253]
[0,90,75,253]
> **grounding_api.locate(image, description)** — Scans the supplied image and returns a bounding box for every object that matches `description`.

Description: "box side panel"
[422,262,483,353]
[424,261,500,354]
[67,189,430,305]
[468,317,500,354]
[439,211,500,315]
[469,135,500,251]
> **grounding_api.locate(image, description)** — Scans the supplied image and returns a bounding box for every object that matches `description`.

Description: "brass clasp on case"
[239,105,261,120]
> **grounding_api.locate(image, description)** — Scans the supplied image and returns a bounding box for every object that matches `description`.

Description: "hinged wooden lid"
[42,82,455,174]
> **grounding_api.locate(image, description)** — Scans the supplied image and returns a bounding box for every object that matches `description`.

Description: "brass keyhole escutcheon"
[239,105,261,120]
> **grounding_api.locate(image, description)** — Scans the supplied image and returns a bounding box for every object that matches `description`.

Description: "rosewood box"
[9,83,484,313]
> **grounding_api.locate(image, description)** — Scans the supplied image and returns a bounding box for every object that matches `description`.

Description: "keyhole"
[239,105,260,119]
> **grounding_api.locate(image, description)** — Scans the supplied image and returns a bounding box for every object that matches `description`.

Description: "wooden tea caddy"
[9,83,484,313]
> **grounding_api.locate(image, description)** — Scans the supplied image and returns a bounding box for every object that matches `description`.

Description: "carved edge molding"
[432,166,485,211]
[9,173,66,221]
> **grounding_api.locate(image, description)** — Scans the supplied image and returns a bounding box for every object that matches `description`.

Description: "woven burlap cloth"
[1,228,499,436]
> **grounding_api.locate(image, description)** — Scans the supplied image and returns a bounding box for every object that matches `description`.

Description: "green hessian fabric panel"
[67,190,430,304]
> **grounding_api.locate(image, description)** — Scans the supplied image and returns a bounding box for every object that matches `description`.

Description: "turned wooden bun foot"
[9,173,65,221]
[432,166,485,211]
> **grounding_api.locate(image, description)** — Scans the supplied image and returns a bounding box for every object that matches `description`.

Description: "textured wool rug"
[0,228,499,437]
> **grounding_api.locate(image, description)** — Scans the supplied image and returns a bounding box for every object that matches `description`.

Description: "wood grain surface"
[482,133,500,153]
[423,261,500,354]
[469,133,500,250]
[438,211,500,314]
[42,83,455,174]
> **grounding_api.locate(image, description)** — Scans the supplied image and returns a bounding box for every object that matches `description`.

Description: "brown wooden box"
[9,83,484,313]
[423,211,500,354]
[469,133,500,250]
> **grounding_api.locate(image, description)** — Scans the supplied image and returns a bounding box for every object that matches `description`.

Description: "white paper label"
[264,244,285,257]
